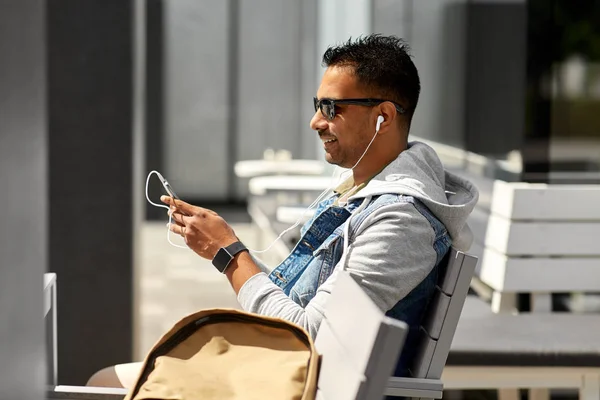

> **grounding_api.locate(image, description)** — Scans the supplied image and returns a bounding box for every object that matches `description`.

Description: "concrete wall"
[155,0,528,200]
[373,0,526,155]
[161,0,320,201]
[0,1,47,398]
[315,0,373,172]
[373,0,411,40]
[162,0,230,200]
[373,0,468,148]
[235,0,306,198]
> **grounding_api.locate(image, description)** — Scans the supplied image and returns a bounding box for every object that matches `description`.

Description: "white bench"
[444,303,600,400]
[248,175,334,196]
[443,181,600,400]
[234,159,325,178]
[476,181,600,313]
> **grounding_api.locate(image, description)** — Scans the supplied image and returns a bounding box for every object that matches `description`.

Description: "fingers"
[168,221,185,236]
[160,195,176,206]
[160,195,187,216]
[167,209,193,237]
[168,208,186,226]
[165,202,190,238]
[160,196,195,215]
[160,195,218,218]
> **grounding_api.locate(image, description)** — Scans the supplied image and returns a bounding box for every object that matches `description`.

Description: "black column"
[47,0,134,384]
[145,0,166,220]
[464,0,527,158]
[521,0,556,183]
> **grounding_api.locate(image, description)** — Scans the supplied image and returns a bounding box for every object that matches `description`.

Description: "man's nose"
[310,110,328,132]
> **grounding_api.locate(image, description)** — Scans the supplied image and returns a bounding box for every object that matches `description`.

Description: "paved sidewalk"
[136,218,260,357]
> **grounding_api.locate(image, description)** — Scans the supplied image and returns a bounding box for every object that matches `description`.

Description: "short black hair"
[322,34,420,119]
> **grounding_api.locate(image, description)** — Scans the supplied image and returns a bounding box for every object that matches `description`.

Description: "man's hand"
[160,195,239,260]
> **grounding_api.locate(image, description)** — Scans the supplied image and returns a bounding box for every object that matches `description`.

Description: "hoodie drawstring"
[340,196,372,271]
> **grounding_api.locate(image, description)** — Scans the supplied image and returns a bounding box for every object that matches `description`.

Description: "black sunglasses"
[313,97,406,120]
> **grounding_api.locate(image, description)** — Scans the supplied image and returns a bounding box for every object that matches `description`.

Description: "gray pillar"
[0,1,47,399]
[316,0,373,169]
[236,0,305,171]
[235,0,320,199]
[300,0,320,159]
[162,0,230,200]
[401,0,468,148]
[47,0,134,384]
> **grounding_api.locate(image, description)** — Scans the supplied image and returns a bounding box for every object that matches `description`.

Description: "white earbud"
[376,115,384,132]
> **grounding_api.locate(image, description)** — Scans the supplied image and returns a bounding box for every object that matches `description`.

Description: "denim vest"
[268,193,452,376]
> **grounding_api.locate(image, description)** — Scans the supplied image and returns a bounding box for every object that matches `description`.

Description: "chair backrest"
[410,248,478,379]
[315,270,409,400]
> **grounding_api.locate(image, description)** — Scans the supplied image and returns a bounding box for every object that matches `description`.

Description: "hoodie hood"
[347,141,479,250]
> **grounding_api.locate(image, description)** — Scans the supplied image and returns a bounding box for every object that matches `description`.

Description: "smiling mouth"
[323,138,337,144]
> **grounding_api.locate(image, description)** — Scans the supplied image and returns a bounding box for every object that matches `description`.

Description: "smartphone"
[156,172,180,200]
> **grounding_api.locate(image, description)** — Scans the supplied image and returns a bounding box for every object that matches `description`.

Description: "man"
[89,34,478,387]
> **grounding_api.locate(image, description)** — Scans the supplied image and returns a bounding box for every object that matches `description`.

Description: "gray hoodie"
[237,141,479,338]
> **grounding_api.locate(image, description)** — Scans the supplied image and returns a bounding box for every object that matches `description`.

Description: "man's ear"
[375,102,398,133]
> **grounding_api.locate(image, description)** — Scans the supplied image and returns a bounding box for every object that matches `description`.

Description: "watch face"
[212,248,232,272]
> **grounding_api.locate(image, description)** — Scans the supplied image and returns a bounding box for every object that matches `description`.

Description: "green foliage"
[529,0,600,64]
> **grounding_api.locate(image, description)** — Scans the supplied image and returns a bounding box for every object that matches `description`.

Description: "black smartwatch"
[212,241,248,273]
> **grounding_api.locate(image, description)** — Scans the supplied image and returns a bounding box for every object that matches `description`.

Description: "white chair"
[315,270,409,400]
[46,269,408,400]
[47,249,479,400]
[314,248,478,400]
[386,249,479,399]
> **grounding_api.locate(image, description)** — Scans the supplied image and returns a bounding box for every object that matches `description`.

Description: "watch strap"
[225,241,247,259]
[212,241,248,273]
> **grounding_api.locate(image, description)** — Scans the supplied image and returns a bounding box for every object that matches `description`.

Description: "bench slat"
[321,271,384,374]
[385,377,444,398]
[47,386,127,400]
[317,270,409,400]
[485,215,600,256]
[422,289,452,340]
[448,313,600,366]
[410,329,437,378]
[411,251,478,380]
[438,249,464,296]
[480,249,600,292]
[316,319,367,400]
[490,181,600,221]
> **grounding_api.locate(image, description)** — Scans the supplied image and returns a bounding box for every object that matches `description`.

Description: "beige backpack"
[124,309,319,400]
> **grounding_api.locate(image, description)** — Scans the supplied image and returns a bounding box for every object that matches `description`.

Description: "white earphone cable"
[145,170,189,249]
[247,166,340,253]
[249,117,382,253]
[144,116,383,252]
